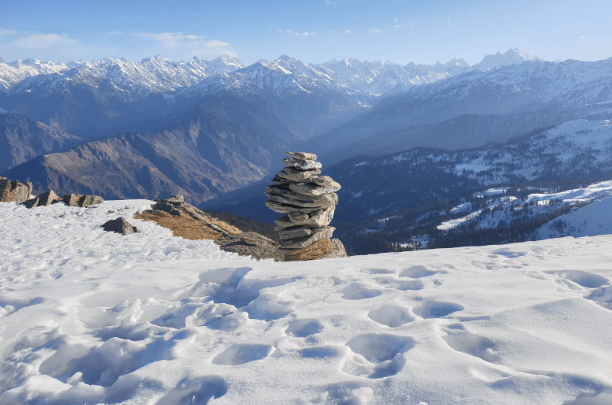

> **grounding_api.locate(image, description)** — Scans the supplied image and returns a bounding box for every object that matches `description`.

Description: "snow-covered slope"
[7,55,244,99]
[1,199,612,404]
[0,58,68,91]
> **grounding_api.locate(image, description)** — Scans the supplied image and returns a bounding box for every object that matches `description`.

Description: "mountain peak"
[475,48,539,70]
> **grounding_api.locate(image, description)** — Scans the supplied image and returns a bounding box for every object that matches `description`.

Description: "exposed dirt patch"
[134,211,227,241]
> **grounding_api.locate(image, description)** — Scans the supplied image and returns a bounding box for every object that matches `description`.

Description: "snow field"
[1,200,612,404]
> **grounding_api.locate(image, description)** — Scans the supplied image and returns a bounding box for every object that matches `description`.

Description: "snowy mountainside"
[317,57,612,153]
[1,199,612,404]
[7,55,244,98]
[0,58,68,91]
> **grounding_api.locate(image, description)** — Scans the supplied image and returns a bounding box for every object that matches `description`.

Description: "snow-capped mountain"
[7,55,244,98]
[0,58,68,90]
[316,56,612,156]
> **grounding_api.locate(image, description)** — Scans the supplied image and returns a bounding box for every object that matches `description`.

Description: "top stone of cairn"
[285,151,317,161]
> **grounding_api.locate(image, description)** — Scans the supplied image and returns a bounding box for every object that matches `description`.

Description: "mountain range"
[3,49,612,254]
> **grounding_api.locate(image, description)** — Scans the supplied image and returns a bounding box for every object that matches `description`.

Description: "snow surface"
[2,200,612,404]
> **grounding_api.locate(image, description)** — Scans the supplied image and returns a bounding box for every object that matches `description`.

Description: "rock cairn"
[265,152,347,261]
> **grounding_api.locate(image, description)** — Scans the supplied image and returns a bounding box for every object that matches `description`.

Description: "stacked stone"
[265,151,345,261]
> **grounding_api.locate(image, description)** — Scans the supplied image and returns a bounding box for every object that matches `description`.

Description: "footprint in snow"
[211,344,274,365]
[374,277,424,291]
[155,376,228,405]
[546,270,609,289]
[368,305,416,327]
[341,284,382,300]
[442,324,501,363]
[286,319,324,338]
[341,334,416,379]
[413,301,464,319]
[399,265,437,278]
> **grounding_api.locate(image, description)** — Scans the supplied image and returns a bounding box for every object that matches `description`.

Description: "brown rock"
[284,239,334,261]
[62,193,84,207]
[0,177,33,204]
[320,238,348,259]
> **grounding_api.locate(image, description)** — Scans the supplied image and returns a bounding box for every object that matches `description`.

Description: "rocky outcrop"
[24,191,104,208]
[265,152,347,261]
[24,190,62,208]
[101,217,141,235]
[0,176,32,203]
[214,232,283,261]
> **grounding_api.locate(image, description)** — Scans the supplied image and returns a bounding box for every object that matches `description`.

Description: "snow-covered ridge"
[1,198,612,403]
[1,48,537,98]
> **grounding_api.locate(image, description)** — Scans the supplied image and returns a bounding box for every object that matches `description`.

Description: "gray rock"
[288,180,341,197]
[275,207,335,229]
[279,226,335,249]
[24,190,62,208]
[152,196,233,237]
[282,158,322,171]
[278,226,313,240]
[0,177,33,204]
[277,167,320,182]
[265,200,322,215]
[286,151,317,161]
[81,195,105,208]
[62,193,82,207]
[215,232,283,261]
[312,176,337,186]
[101,217,141,235]
[265,185,338,208]
[320,238,348,259]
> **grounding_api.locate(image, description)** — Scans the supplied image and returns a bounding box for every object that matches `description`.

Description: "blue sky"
[1,0,611,65]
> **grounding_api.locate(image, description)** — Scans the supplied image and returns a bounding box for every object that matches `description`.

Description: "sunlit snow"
[1,200,612,404]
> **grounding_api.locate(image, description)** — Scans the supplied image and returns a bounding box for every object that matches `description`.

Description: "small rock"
[100,217,141,235]
[275,207,335,229]
[63,193,83,207]
[24,190,62,208]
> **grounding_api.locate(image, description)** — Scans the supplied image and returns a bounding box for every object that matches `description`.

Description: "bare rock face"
[101,217,141,235]
[265,151,345,261]
[0,177,33,203]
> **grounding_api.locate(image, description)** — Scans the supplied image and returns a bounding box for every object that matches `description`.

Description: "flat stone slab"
[286,151,317,161]
[279,226,335,249]
[282,158,322,171]
[25,190,62,208]
[265,200,322,215]
[275,207,335,230]
[265,185,337,208]
[277,167,320,182]
[278,226,313,240]
[289,180,341,197]
[215,232,283,261]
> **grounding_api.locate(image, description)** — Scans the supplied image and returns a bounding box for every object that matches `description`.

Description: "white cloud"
[580,35,586,40]
[345,30,351,33]
[0,28,16,36]
[137,32,231,58]
[395,25,401,29]
[105,31,124,37]
[370,29,381,33]
[13,33,76,49]
[295,31,314,36]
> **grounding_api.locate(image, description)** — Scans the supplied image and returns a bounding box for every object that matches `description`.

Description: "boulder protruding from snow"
[0,177,33,204]
[63,193,105,208]
[101,217,141,235]
[265,152,347,261]
[24,190,62,208]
